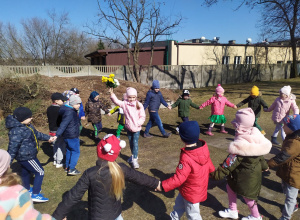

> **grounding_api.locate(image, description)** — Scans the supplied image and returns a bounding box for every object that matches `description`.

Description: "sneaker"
[56,163,63,168]
[241,215,262,220]
[28,187,43,196]
[68,168,81,176]
[143,133,153,138]
[64,167,69,173]
[132,158,139,169]
[31,193,49,203]
[163,132,171,138]
[176,127,179,133]
[218,209,238,219]
[53,161,57,166]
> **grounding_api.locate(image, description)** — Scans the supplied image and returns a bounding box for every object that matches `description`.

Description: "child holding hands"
[6,107,56,202]
[109,87,146,169]
[264,85,299,145]
[200,84,237,136]
[268,114,300,220]
[161,121,215,220]
[211,108,272,220]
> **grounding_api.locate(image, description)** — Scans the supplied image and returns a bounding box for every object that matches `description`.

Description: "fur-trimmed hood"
[228,127,272,156]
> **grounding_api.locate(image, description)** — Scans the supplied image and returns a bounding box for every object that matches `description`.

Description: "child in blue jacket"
[6,107,55,203]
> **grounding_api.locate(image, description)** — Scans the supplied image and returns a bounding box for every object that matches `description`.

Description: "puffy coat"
[85,98,109,124]
[56,105,80,139]
[111,94,145,132]
[200,96,235,115]
[143,89,168,112]
[211,127,272,200]
[268,130,300,189]
[6,115,50,163]
[236,96,268,118]
[171,98,199,117]
[162,140,215,203]
[52,159,159,220]
[266,95,299,123]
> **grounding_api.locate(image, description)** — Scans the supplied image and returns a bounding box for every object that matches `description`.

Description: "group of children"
[2,80,300,220]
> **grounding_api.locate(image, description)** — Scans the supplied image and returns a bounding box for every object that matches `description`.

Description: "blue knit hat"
[179,121,200,144]
[152,80,160,89]
[89,91,99,102]
[283,114,300,132]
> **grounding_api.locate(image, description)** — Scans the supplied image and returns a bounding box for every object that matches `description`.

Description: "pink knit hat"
[215,84,225,95]
[0,149,11,183]
[231,108,255,134]
[126,87,137,97]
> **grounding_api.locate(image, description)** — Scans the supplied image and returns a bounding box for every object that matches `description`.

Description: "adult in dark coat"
[52,134,159,220]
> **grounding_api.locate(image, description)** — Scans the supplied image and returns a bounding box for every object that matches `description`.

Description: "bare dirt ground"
[1,75,300,219]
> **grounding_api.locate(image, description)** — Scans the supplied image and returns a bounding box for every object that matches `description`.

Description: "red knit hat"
[97,134,126,162]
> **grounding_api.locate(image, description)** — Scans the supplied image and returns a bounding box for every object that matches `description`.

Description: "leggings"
[272,121,286,140]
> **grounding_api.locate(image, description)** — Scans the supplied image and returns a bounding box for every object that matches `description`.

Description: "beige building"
[167,40,298,66]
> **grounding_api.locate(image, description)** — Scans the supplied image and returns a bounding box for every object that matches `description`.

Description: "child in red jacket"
[161,121,215,219]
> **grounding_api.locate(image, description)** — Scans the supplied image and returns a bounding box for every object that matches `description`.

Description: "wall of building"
[168,41,297,65]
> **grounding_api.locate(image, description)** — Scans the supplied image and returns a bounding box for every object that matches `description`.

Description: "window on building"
[287,61,292,64]
[245,56,253,65]
[277,61,283,65]
[222,56,230,65]
[234,56,241,65]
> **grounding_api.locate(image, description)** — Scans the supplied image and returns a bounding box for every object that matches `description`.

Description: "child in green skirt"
[200,84,237,136]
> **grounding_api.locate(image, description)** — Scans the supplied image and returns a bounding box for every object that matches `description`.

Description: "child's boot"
[218,208,238,219]
[261,130,266,135]
[220,126,228,134]
[205,127,214,136]
[271,136,281,145]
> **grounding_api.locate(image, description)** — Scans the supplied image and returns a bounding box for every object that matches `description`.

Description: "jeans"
[127,130,140,159]
[281,181,299,220]
[145,111,166,135]
[181,117,189,122]
[19,158,44,194]
[170,193,202,220]
[64,138,80,170]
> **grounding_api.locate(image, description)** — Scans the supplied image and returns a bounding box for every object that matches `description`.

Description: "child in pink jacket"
[264,85,299,145]
[200,84,237,136]
[109,87,146,169]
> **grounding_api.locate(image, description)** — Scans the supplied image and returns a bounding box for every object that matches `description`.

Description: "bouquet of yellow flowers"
[102,74,120,88]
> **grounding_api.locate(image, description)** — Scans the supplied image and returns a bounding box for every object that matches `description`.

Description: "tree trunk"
[290,36,298,78]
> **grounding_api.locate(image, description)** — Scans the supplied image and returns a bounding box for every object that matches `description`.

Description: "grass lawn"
[1,77,300,219]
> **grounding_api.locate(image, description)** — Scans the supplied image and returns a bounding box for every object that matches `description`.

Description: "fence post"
[48,66,50,77]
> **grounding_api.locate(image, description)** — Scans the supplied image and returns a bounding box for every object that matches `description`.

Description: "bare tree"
[203,0,300,78]
[86,0,182,82]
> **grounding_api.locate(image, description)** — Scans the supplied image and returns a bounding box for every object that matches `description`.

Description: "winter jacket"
[110,106,125,125]
[162,140,215,203]
[200,96,235,115]
[52,159,159,220]
[47,104,62,132]
[143,89,168,112]
[111,94,145,132]
[0,185,54,220]
[56,105,80,139]
[171,98,199,117]
[268,130,300,189]
[85,98,109,124]
[211,127,272,200]
[265,95,299,123]
[236,96,268,118]
[6,115,50,164]
[78,103,85,119]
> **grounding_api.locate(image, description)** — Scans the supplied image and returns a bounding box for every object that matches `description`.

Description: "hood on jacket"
[228,127,272,156]
[182,140,210,166]
[5,115,23,129]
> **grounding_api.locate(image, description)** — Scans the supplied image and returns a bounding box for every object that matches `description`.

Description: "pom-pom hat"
[97,134,126,162]
[215,84,225,95]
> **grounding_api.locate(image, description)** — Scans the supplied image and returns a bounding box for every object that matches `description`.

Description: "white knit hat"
[280,85,291,96]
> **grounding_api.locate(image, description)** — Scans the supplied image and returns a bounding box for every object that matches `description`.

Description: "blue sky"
[1,0,262,44]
